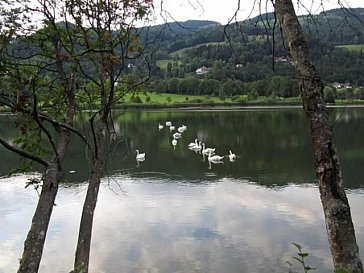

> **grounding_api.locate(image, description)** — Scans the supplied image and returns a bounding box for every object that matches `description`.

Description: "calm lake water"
[1,107,364,273]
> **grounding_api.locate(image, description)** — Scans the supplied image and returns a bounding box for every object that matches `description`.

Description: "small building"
[196,66,210,75]
[275,57,289,63]
[333,82,352,89]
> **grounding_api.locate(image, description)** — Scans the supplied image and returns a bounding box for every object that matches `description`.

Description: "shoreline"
[2,103,364,115]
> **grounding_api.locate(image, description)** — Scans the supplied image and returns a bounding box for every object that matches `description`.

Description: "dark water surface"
[1,107,364,273]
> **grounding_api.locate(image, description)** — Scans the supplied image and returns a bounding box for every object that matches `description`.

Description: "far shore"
[2,103,364,114]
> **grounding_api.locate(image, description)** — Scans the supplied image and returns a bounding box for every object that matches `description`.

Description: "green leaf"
[298,252,309,257]
[292,242,302,251]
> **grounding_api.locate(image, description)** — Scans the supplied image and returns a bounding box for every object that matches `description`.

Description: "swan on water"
[207,150,224,162]
[188,138,198,148]
[166,121,172,126]
[173,132,182,139]
[178,125,187,133]
[136,149,146,160]
[158,123,163,130]
[189,141,202,152]
[228,150,236,162]
[172,138,177,149]
[202,143,215,155]
[169,125,175,131]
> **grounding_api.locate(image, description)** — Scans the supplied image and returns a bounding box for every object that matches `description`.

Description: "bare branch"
[0,137,49,167]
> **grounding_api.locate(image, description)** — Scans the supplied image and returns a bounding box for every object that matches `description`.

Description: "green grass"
[155,60,170,70]
[124,92,232,104]
[117,92,306,108]
[156,59,183,70]
[336,44,364,52]
[169,42,226,57]
[247,34,271,42]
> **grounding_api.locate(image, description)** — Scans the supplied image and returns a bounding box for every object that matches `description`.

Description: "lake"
[1,107,364,273]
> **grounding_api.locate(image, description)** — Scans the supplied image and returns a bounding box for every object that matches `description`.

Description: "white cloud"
[150,0,364,25]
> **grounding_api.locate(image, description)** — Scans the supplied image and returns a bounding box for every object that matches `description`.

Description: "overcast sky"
[149,0,364,25]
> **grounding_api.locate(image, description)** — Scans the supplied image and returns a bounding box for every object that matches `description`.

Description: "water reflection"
[2,108,364,188]
[1,108,364,272]
[1,175,364,273]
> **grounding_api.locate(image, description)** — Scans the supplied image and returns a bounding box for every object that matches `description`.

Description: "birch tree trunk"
[274,1,363,272]
[17,128,71,273]
[73,120,109,273]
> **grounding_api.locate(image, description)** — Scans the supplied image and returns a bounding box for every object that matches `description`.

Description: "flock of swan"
[135,121,237,168]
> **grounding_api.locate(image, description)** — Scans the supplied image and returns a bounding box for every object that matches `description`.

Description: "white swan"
[202,143,215,155]
[208,150,224,162]
[166,121,172,126]
[178,125,187,133]
[172,138,177,149]
[228,150,236,162]
[136,149,145,160]
[169,125,175,131]
[188,138,198,148]
[158,123,163,130]
[173,132,182,139]
[189,141,202,152]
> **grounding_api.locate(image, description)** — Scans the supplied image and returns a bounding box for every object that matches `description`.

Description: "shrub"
[236,97,247,105]
[323,86,336,103]
[130,95,142,103]
[247,91,258,100]
[231,95,241,101]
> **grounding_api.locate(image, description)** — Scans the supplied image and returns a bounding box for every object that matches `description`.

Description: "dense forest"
[129,8,364,101]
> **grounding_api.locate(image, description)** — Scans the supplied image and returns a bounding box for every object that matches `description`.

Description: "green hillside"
[136,8,364,102]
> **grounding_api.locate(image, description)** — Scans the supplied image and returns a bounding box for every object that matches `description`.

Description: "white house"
[196,66,210,75]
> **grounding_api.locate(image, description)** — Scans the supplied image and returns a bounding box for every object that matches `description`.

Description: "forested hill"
[144,7,364,53]
[138,8,364,100]
[6,8,364,102]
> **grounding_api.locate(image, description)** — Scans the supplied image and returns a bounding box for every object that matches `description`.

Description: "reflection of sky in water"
[1,175,364,273]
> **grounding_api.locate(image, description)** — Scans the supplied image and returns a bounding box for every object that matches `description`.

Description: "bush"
[231,95,241,101]
[130,95,142,103]
[247,91,258,100]
[324,86,336,103]
[236,97,247,105]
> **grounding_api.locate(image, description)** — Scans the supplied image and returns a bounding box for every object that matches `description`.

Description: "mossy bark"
[274,1,363,272]
[74,120,109,273]
[17,128,71,273]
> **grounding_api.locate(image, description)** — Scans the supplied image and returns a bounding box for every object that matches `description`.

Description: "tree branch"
[0,137,49,167]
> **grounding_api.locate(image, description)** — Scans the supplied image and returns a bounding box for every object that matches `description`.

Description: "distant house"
[333,82,352,89]
[275,56,289,63]
[196,66,210,75]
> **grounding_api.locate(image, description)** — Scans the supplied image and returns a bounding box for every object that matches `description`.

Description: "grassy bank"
[117,92,303,108]
[2,92,364,112]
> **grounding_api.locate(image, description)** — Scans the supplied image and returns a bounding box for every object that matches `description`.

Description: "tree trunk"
[73,120,109,273]
[17,128,70,273]
[274,1,363,272]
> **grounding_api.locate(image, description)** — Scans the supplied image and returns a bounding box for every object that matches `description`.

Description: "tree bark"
[73,120,109,273]
[17,128,71,273]
[274,1,363,272]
